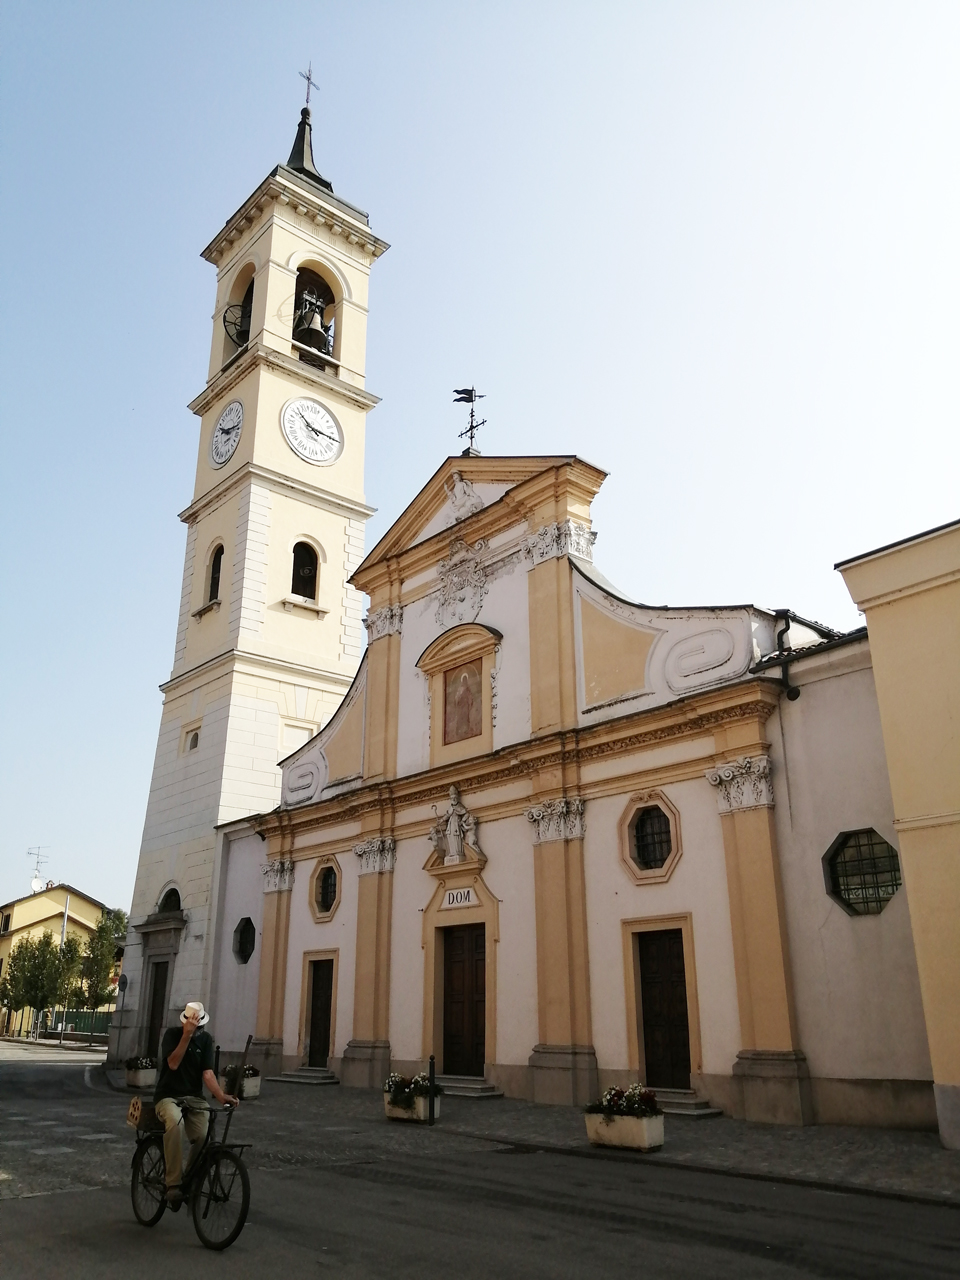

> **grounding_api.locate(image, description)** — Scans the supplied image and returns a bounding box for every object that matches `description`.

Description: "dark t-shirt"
[154,1027,215,1102]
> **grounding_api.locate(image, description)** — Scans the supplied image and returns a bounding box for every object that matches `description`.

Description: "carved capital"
[363,604,403,641]
[705,756,774,813]
[354,837,396,875]
[261,857,295,893]
[526,796,586,843]
[524,519,597,566]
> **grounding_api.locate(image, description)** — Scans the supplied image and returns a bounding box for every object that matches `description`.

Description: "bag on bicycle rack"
[127,1095,163,1133]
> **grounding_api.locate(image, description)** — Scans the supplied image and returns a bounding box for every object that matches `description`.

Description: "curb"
[447,1128,960,1212]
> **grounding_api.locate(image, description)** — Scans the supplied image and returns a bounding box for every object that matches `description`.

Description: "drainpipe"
[775,611,801,701]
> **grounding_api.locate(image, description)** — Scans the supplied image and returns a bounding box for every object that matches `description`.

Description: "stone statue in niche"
[429,785,485,865]
[445,470,484,524]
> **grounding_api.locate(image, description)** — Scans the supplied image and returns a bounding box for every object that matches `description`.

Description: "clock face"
[280,398,344,466]
[210,400,243,468]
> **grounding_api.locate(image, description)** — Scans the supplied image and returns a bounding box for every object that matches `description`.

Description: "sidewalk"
[435,1094,960,1206]
[91,1066,960,1205]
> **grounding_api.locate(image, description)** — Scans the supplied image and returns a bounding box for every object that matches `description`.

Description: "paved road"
[2,1047,959,1278]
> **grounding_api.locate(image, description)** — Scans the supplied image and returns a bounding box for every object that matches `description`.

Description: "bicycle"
[128,1094,251,1250]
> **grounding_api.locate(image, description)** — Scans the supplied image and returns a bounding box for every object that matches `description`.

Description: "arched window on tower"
[292,268,335,370]
[291,542,319,601]
[223,279,254,352]
[208,545,224,603]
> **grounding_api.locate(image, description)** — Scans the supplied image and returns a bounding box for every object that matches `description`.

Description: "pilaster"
[706,752,811,1125]
[525,794,598,1105]
[341,835,395,1087]
[253,849,295,1076]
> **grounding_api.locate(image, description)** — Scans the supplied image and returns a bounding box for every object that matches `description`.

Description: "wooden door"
[443,924,485,1076]
[147,961,169,1059]
[308,959,334,1068]
[637,929,691,1090]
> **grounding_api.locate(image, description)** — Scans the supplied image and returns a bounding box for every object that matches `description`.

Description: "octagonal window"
[824,829,901,916]
[233,917,256,964]
[316,866,338,915]
[631,806,672,870]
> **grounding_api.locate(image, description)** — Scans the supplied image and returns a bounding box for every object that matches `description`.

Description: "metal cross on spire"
[299,61,321,106]
[453,387,486,454]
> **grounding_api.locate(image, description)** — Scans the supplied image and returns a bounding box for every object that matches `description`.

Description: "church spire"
[286,107,333,192]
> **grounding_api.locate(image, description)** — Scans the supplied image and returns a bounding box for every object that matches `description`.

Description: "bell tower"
[115,110,388,1061]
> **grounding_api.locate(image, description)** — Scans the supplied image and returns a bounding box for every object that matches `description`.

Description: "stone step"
[654,1088,723,1118]
[435,1074,503,1099]
[265,1067,340,1086]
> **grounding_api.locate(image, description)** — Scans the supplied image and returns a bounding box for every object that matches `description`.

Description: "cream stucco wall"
[769,646,931,1085]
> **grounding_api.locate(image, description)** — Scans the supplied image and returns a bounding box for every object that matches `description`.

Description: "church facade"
[217,454,933,1129]
[114,111,387,1065]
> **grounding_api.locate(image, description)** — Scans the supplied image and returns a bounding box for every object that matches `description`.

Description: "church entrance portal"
[443,923,485,1076]
[637,929,691,1090]
[308,959,334,1068]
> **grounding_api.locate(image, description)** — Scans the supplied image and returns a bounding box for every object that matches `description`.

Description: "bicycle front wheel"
[190,1148,250,1250]
[131,1137,167,1226]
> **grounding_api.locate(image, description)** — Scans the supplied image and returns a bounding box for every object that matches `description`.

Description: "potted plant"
[125,1055,158,1089]
[584,1084,664,1151]
[383,1072,443,1122]
[220,1062,261,1100]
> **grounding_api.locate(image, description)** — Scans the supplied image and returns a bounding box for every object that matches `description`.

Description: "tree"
[75,909,128,1042]
[0,936,33,1033]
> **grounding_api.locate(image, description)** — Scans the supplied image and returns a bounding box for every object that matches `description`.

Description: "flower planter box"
[584,1112,664,1151]
[219,1073,261,1100]
[126,1068,157,1090]
[383,1094,440,1123]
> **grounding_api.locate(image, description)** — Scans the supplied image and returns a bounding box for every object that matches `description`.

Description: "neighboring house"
[0,883,108,1037]
[209,453,931,1131]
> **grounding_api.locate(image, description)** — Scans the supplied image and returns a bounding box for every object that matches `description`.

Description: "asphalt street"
[2,1046,959,1279]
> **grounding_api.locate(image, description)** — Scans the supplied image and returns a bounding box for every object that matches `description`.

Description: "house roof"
[0,883,107,915]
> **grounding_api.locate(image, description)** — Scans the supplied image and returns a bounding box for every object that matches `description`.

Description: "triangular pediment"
[355,455,600,581]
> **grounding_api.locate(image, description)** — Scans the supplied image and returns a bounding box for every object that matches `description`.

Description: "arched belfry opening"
[291,541,319,600]
[293,268,335,370]
[223,279,254,351]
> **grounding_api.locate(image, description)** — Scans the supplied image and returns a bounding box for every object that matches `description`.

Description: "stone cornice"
[257,681,779,839]
[353,456,604,594]
[161,646,356,696]
[201,168,389,268]
[178,458,375,527]
[187,343,381,421]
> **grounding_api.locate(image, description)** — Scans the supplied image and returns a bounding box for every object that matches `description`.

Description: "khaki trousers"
[155,1096,209,1189]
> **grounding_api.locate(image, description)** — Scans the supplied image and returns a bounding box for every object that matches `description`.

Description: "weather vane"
[453,387,486,454]
[299,61,321,107]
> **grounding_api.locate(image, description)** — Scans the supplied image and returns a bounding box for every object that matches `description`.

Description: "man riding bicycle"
[154,1001,239,1208]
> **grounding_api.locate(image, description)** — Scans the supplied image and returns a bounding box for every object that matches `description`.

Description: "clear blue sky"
[2,2,958,909]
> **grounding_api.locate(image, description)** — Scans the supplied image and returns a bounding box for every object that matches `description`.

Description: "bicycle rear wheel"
[131,1137,167,1226]
[190,1148,250,1250]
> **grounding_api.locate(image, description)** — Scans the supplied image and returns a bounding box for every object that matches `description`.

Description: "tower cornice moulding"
[354,838,396,875]
[705,755,774,813]
[163,646,355,696]
[178,460,375,527]
[188,343,381,421]
[202,169,390,268]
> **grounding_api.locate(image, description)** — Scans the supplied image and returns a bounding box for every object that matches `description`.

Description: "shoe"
[165,1188,184,1212]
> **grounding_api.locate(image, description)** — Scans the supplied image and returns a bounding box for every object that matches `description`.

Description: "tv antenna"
[27,846,49,893]
[299,61,321,107]
[453,387,486,455]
